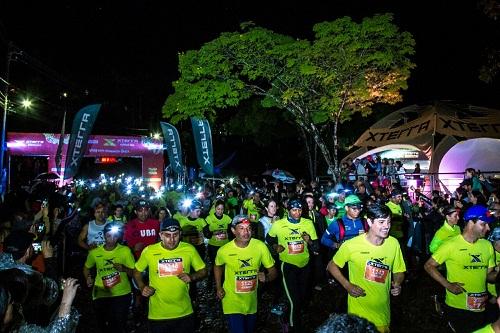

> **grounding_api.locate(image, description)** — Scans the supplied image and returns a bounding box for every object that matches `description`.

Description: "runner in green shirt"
[327,203,406,333]
[83,222,135,333]
[204,200,232,264]
[425,205,497,333]
[266,198,319,331]
[429,206,461,253]
[214,215,277,333]
[134,218,207,333]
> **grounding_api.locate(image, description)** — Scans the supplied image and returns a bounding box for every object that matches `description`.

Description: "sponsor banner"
[160,122,184,175]
[355,112,500,147]
[64,104,101,179]
[190,117,214,176]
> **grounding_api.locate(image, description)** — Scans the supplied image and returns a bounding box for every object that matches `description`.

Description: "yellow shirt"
[268,217,317,268]
[215,238,275,314]
[429,221,461,253]
[135,242,206,319]
[332,234,406,327]
[385,201,403,239]
[432,235,495,312]
[206,213,232,247]
[84,244,135,300]
[177,216,207,246]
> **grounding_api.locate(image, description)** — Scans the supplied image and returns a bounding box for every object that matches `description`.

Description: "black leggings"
[94,293,131,333]
[281,261,310,330]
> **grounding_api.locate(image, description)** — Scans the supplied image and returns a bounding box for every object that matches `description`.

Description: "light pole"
[0,43,21,195]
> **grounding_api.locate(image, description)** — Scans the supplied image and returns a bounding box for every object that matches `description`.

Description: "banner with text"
[190,117,214,176]
[63,104,101,179]
[160,122,184,175]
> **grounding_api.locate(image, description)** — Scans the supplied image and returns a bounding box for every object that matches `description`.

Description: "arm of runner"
[391,272,405,296]
[214,264,225,300]
[266,234,284,253]
[487,267,497,283]
[133,268,155,297]
[327,261,365,297]
[321,224,339,249]
[113,263,134,277]
[178,267,207,283]
[77,224,90,250]
[258,266,278,283]
[424,257,465,295]
[82,266,94,288]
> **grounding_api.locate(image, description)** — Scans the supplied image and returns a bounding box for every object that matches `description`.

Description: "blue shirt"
[321,215,366,249]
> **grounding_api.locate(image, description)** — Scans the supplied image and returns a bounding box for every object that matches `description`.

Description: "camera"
[32,242,42,253]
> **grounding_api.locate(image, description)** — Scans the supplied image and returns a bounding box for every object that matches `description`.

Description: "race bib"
[467,292,488,311]
[214,230,228,241]
[235,275,257,293]
[287,241,304,255]
[102,271,121,288]
[364,260,389,283]
[158,258,184,277]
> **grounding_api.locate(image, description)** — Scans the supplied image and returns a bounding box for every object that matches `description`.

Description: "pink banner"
[7,132,164,189]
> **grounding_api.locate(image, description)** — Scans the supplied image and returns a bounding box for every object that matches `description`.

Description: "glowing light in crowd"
[182,198,193,209]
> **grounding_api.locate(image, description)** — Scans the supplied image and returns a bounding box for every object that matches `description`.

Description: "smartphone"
[37,223,45,233]
[32,242,42,253]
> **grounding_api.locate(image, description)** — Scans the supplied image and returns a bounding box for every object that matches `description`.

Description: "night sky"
[0,1,499,149]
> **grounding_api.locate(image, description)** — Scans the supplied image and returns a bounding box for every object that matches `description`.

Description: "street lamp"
[21,98,32,109]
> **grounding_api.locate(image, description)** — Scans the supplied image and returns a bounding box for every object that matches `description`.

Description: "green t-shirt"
[215,238,275,314]
[84,244,135,300]
[432,235,495,312]
[268,217,317,268]
[178,216,207,246]
[206,213,232,247]
[385,201,403,239]
[332,234,406,327]
[429,221,461,254]
[135,242,206,319]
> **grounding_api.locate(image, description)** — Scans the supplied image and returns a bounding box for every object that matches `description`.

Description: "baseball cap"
[160,218,181,232]
[344,195,362,207]
[288,199,302,210]
[135,200,150,210]
[3,231,35,260]
[231,215,251,227]
[464,205,495,223]
[488,227,500,242]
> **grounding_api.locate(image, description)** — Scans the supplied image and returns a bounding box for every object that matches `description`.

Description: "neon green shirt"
[332,234,406,327]
[215,238,275,314]
[432,235,495,312]
[268,217,317,268]
[177,216,207,246]
[135,242,206,319]
[84,244,135,300]
[429,221,461,254]
[206,213,232,247]
[107,215,127,224]
[385,201,403,239]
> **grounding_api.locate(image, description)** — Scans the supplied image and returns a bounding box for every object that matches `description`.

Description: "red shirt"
[124,218,160,258]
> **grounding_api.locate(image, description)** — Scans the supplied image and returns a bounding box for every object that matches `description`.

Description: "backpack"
[337,218,369,242]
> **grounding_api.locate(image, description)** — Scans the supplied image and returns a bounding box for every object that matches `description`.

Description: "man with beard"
[425,205,497,333]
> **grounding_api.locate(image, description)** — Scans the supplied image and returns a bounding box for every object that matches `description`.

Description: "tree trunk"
[306,122,334,177]
[313,140,318,181]
[299,126,314,180]
[332,117,339,183]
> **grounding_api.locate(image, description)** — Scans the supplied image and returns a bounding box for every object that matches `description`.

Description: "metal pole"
[0,43,13,196]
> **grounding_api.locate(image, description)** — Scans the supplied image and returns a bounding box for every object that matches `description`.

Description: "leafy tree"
[163,14,415,178]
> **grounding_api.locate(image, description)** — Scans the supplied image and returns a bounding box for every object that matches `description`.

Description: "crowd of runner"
[0,163,499,333]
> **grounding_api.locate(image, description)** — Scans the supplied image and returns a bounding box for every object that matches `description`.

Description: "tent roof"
[354,102,500,147]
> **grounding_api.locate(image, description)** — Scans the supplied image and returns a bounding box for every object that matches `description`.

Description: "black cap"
[161,218,181,232]
[3,231,35,260]
[136,200,150,209]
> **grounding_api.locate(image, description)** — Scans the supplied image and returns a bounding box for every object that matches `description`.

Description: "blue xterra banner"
[190,117,214,176]
[63,104,101,179]
[160,122,184,175]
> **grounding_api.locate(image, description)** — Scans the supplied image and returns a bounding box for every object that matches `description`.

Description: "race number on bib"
[158,258,184,277]
[287,241,304,255]
[467,292,488,311]
[235,275,257,293]
[102,271,121,288]
[214,231,228,241]
[364,260,389,283]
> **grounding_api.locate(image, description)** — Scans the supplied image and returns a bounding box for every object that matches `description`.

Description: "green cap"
[344,194,362,206]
